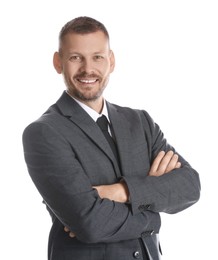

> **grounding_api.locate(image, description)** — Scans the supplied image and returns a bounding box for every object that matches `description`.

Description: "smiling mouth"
[77,78,99,84]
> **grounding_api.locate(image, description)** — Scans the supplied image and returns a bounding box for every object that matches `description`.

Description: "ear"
[53,52,62,74]
[109,50,115,73]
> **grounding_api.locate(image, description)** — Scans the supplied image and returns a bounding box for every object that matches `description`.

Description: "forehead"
[60,31,110,54]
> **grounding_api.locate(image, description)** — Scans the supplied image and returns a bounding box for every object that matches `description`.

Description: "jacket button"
[145,204,151,209]
[138,205,143,211]
[133,251,140,258]
[138,205,146,211]
[138,204,151,211]
[141,230,154,237]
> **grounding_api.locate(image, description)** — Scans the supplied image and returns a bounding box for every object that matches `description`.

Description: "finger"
[69,232,76,238]
[157,150,174,173]
[165,154,179,173]
[64,226,70,232]
[175,161,181,169]
[150,151,165,173]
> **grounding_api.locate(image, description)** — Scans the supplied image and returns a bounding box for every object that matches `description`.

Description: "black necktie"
[96,115,119,163]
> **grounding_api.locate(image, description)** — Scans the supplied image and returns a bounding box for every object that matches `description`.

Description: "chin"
[79,89,104,101]
[79,94,101,102]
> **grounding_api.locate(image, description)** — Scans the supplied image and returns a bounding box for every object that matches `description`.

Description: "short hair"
[59,16,110,46]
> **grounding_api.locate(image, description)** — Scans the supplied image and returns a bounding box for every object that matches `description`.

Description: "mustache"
[75,72,100,78]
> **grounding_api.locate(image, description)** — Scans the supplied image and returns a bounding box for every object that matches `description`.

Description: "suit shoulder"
[27,103,61,124]
[109,102,154,122]
[22,104,62,136]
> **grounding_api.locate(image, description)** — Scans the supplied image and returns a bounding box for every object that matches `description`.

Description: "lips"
[77,78,98,84]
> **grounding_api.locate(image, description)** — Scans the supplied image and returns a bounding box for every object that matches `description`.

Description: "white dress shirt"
[67,91,111,133]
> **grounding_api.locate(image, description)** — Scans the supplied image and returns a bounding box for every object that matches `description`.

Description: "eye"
[69,55,82,62]
[94,55,104,61]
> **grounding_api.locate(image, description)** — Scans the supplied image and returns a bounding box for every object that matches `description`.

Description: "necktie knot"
[96,115,109,132]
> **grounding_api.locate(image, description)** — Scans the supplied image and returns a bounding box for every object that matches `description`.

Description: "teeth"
[79,79,97,83]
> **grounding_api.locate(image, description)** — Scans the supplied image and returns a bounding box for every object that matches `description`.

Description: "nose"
[80,58,94,74]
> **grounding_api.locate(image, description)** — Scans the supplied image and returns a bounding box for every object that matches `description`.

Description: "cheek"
[99,62,113,76]
[63,64,77,77]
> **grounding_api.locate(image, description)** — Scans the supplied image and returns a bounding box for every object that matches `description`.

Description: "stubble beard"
[65,76,109,102]
[73,87,105,102]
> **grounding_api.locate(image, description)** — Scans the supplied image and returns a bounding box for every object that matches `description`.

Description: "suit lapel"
[55,92,121,177]
[107,102,132,177]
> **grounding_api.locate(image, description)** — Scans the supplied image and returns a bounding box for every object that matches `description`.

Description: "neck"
[83,98,104,114]
[66,91,104,113]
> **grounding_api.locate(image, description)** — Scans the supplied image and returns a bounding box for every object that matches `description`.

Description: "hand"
[64,226,76,238]
[148,150,181,176]
[93,181,129,203]
[64,182,129,238]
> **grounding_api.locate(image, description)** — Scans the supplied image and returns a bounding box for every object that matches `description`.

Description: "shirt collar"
[67,92,110,123]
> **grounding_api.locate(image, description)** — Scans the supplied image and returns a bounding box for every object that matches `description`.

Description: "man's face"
[54,31,115,103]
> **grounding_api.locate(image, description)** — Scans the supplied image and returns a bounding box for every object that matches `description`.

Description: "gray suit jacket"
[23,91,200,260]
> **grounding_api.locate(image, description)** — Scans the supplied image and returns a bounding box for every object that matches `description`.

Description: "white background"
[1,0,217,259]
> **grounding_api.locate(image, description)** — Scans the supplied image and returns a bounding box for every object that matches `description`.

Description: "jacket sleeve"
[123,110,201,215]
[22,121,160,244]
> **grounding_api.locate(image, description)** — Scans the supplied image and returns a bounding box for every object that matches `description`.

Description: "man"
[22,16,201,260]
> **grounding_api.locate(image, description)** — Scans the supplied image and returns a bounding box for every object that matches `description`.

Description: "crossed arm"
[94,150,181,203]
[65,150,181,237]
